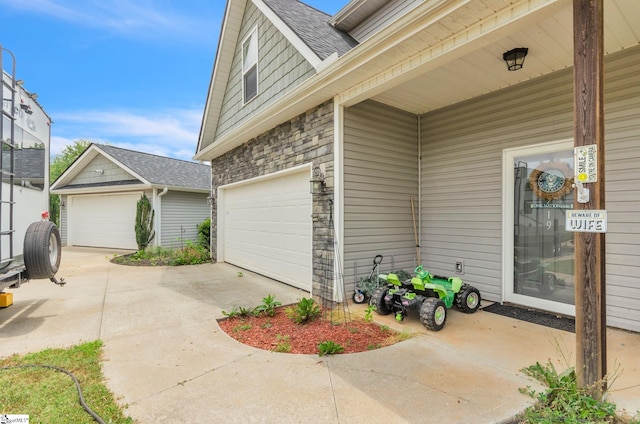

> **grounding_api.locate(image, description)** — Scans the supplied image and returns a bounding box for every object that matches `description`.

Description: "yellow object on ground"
[0,292,13,307]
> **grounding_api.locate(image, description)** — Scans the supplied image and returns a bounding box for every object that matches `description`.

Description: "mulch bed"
[218,307,402,355]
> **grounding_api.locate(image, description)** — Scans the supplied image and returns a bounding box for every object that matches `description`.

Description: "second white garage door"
[69,193,141,249]
[220,168,312,291]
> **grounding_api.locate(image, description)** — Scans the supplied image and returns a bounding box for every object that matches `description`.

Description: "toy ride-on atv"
[371,265,481,331]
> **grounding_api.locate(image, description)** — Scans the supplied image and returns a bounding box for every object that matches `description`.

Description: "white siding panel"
[60,194,68,246]
[343,101,418,293]
[160,191,209,249]
[420,45,640,332]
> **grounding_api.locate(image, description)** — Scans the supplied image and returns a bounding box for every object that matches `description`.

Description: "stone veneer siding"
[210,100,334,297]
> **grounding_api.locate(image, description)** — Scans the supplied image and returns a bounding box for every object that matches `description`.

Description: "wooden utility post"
[573,0,607,392]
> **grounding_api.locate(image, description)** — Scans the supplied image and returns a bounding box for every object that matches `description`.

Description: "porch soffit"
[345,0,640,114]
[337,0,567,112]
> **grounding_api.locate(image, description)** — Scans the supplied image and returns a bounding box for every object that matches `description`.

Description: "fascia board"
[252,0,323,70]
[52,184,210,195]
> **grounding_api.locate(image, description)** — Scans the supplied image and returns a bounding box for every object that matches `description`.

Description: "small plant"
[237,272,244,277]
[222,306,240,319]
[254,294,281,317]
[286,297,321,324]
[237,306,255,317]
[260,321,273,329]
[367,343,382,350]
[517,360,622,423]
[364,305,376,322]
[273,335,291,353]
[379,324,390,332]
[222,305,254,319]
[318,340,344,356]
[233,323,252,332]
[168,241,210,266]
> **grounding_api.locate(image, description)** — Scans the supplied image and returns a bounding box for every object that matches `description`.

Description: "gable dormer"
[197,0,357,154]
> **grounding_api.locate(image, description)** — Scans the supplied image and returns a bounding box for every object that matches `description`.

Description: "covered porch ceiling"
[345,0,639,115]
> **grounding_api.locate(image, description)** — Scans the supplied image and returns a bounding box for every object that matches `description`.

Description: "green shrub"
[318,341,344,356]
[197,218,211,251]
[254,294,282,317]
[169,241,210,266]
[135,194,155,251]
[517,361,623,423]
[286,297,321,324]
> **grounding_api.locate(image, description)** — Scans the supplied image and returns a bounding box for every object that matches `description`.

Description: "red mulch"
[218,307,401,355]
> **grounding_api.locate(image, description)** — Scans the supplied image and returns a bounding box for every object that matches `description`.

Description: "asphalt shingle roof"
[96,144,210,191]
[262,0,358,60]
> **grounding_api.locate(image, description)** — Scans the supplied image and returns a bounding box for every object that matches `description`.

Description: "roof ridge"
[96,143,208,166]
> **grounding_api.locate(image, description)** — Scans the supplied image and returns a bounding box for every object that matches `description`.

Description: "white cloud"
[51,108,202,161]
[0,0,218,43]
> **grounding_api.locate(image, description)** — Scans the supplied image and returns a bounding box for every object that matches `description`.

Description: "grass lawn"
[0,340,132,423]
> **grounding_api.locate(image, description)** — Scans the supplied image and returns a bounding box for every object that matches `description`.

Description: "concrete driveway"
[1,247,639,423]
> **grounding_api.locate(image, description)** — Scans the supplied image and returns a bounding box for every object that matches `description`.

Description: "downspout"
[417,115,422,263]
[156,187,168,247]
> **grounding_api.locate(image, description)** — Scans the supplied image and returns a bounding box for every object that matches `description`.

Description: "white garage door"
[69,193,141,249]
[221,168,312,291]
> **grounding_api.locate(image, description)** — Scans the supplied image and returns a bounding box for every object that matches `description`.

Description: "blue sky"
[0,0,345,161]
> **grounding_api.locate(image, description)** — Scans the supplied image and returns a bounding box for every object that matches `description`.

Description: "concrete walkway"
[1,247,638,423]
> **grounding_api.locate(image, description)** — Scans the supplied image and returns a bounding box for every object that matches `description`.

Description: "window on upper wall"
[242,27,258,104]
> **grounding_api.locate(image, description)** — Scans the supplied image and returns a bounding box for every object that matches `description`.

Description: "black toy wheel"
[419,298,447,331]
[24,221,61,280]
[370,287,391,315]
[455,284,481,313]
[539,272,557,295]
[352,291,366,304]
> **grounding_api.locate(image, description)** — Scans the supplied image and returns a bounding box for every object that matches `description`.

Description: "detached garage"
[217,166,312,291]
[51,144,210,250]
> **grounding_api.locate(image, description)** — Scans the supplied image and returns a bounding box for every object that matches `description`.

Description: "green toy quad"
[371,265,481,331]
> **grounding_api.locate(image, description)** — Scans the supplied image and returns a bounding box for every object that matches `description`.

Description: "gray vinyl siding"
[215,1,316,139]
[160,191,209,249]
[420,45,640,332]
[68,156,137,185]
[60,194,68,246]
[349,0,422,42]
[343,101,419,293]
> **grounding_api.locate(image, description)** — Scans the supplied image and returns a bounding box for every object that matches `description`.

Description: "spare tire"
[24,221,62,280]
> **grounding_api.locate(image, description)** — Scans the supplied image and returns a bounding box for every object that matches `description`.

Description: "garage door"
[221,168,312,291]
[69,193,141,249]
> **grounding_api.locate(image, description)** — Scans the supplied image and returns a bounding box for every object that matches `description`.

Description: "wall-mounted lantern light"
[310,165,326,195]
[503,47,528,71]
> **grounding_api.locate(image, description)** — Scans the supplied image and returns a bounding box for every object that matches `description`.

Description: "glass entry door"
[504,141,576,316]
